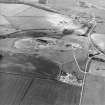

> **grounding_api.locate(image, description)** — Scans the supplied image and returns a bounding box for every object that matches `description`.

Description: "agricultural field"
[0,0,105,105]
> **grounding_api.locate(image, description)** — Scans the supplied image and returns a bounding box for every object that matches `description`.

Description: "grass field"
[81,73,105,105]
